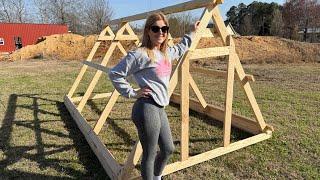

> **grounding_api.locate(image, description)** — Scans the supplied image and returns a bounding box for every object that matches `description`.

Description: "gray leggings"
[132,97,175,180]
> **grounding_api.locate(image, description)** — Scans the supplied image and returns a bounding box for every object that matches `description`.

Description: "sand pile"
[1,33,319,64]
[234,36,320,64]
[0,33,97,61]
[192,36,320,65]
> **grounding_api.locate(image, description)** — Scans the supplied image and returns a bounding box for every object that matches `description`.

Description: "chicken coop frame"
[64,0,274,179]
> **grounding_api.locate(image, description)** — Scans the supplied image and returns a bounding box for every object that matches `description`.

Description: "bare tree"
[283,0,320,41]
[168,12,195,37]
[0,0,26,23]
[33,0,51,23]
[81,0,114,34]
[33,0,84,33]
[270,8,283,36]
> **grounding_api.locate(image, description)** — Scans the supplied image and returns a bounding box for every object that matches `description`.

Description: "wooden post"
[223,35,235,147]
[77,42,119,112]
[67,26,113,98]
[180,52,190,161]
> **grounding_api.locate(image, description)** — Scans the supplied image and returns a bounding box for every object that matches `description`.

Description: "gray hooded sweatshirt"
[108,33,193,106]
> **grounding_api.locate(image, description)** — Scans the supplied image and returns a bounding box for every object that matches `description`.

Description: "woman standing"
[109,12,199,180]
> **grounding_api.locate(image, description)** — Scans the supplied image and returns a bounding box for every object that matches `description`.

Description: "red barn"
[0,23,68,53]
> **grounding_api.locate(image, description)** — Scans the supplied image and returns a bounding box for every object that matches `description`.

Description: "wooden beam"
[212,6,229,45]
[64,96,121,179]
[97,26,115,41]
[77,42,119,112]
[117,41,128,56]
[212,6,267,131]
[115,23,139,41]
[67,42,101,97]
[241,74,255,86]
[168,50,188,97]
[189,46,230,59]
[180,52,190,161]
[109,0,222,25]
[82,61,109,73]
[189,6,216,51]
[200,28,215,38]
[162,132,271,175]
[234,54,267,131]
[223,35,235,147]
[71,92,112,102]
[189,73,207,108]
[93,90,120,135]
[170,94,269,135]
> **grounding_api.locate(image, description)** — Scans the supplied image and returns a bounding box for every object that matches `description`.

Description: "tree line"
[1,0,319,42]
[0,0,113,35]
[226,0,320,42]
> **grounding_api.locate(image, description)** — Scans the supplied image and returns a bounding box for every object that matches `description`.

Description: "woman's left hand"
[193,21,201,32]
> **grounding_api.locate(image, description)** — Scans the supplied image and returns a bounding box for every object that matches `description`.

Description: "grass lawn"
[0,59,319,179]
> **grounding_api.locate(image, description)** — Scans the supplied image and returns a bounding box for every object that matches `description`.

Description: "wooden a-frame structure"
[64,0,274,179]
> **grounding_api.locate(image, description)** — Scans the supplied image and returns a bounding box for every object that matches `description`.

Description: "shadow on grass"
[0,92,255,179]
[0,93,109,179]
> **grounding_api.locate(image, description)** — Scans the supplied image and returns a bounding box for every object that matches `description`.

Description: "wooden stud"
[115,23,139,42]
[67,42,101,98]
[168,50,189,97]
[212,6,267,131]
[189,73,207,108]
[234,54,267,131]
[190,46,230,59]
[189,6,216,51]
[170,94,273,135]
[180,51,190,161]
[93,90,120,135]
[98,26,116,41]
[71,92,112,102]
[241,74,255,86]
[212,6,229,45]
[109,0,222,25]
[82,60,110,73]
[200,27,215,38]
[77,42,119,112]
[223,35,235,147]
[162,132,271,176]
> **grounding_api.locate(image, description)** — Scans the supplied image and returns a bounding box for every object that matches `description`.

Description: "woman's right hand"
[135,86,152,98]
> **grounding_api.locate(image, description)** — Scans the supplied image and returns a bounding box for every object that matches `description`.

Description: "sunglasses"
[150,26,169,33]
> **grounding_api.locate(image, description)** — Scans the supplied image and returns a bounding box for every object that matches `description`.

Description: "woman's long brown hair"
[140,12,169,63]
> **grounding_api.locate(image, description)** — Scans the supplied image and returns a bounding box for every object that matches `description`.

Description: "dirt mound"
[193,36,320,65]
[0,33,97,61]
[1,34,319,64]
[234,36,320,64]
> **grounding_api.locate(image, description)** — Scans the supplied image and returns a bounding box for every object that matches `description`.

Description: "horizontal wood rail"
[109,0,223,25]
[190,46,230,59]
[83,61,109,73]
[170,93,273,134]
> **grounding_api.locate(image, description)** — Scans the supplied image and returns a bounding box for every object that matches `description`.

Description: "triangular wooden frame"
[64,1,274,179]
[97,26,116,41]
